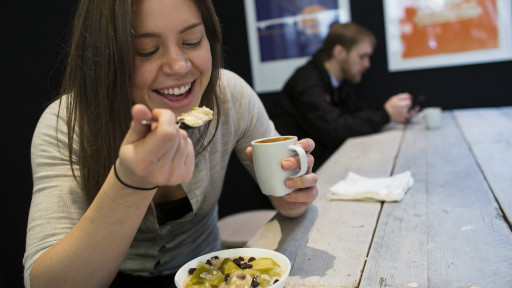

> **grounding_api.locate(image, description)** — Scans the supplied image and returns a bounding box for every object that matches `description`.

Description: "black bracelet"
[114,162,159,191]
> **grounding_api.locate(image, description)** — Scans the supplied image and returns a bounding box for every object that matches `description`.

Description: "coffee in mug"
[254,136,295,144]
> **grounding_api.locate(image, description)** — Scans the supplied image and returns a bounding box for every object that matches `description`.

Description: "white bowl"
[174,247,291,288]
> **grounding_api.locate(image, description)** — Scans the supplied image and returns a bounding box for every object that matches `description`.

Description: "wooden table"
[246,107,512,287]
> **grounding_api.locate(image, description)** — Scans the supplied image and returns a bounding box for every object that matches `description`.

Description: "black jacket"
[270,50,390,170]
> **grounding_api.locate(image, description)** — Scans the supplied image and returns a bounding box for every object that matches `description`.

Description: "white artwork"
[244,0,351,93]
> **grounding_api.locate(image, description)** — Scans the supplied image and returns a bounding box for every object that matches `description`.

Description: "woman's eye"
[136,48,158,57]
[183,36,203,48]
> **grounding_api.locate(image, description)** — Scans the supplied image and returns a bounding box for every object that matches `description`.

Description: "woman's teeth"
[158,83,191,95]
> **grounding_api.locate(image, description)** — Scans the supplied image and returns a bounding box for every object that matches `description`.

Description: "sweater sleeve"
[23,99,89,288]
[217,69,279,178]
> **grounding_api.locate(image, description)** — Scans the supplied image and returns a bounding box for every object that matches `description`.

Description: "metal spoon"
[140,118,211,130]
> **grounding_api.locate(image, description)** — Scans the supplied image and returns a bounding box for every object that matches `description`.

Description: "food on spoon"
[178,106,213,126]
[184,255,283,288]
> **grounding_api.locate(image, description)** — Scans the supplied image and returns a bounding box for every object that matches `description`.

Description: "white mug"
[251,136,307,197]
[422,107,442,129]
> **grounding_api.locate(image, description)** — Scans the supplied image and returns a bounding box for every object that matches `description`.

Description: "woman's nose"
[162,47,191,74]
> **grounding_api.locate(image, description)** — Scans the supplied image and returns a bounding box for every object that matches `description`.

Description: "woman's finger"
[296,138,315,154]
[142,109,181,161]
[181,138,195,183]
[166,130,194,185]
[285,172,318,191]
[282,150,314,172]
[122,104,153,145]
[275,186,319,204]
[245,147,253,163]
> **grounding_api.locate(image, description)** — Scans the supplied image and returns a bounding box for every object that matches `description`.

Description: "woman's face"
[132,0,212,116]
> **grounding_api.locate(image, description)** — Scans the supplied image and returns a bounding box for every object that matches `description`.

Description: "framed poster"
[383,0,512,72]
[244,0,351,93]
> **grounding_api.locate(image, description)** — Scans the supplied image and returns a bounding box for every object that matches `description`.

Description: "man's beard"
[340,60,364,84]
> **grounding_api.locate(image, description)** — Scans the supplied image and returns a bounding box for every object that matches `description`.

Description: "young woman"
[24,0,318,287]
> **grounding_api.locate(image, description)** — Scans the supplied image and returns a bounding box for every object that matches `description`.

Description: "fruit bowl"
[174,247,291,288]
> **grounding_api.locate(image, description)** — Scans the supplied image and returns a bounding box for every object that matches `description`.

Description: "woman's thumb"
[123,104,153,145]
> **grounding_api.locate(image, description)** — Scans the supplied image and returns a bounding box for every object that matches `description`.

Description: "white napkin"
[328,171,414,202]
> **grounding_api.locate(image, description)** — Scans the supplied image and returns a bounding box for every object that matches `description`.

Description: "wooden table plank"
[453,108,512,225]
[246,129,404,287]
[359,117,429,288]
[452,107,512,143]
[361,111,512,287]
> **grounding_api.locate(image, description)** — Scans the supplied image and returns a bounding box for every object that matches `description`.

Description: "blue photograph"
[254,0,341,61]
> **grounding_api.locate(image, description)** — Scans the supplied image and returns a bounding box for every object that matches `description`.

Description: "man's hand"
[384,93,419,124]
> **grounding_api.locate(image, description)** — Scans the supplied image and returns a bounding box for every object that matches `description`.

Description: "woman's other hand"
[246,138,318,218]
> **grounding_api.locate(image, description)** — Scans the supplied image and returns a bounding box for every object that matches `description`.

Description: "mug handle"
[288,145,307,178]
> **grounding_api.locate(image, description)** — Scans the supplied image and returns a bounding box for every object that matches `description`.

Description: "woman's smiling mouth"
[154,81,194,102]
[156,82,191,96]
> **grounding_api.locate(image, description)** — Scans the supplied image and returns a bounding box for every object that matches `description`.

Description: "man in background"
[270,22,419,170]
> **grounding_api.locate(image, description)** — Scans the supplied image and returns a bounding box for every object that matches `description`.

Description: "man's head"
[321,22,376,84]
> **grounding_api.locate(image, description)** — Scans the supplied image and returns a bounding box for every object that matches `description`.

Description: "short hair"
[321,22,376,60]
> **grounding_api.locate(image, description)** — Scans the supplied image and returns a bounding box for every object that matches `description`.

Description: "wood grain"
[361,111,512,287]
[454,108,512,225]
[247,129,404,287]
[246,108,512,287]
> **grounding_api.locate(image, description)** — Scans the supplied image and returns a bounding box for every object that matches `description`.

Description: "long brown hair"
[59,0,223,203]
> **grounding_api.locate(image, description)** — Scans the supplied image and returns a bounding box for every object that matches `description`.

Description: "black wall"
[3,2,78,288]
[215,1,512,109]
[3,1,511,287]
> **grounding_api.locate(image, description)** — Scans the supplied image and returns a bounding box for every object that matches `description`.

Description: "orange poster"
[399,0,499,58]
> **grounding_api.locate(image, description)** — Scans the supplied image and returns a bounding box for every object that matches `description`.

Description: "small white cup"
[251,136,307,197]
[422,107,442,129]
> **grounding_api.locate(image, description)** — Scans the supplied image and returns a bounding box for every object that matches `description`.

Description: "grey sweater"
[24,69,278,287]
